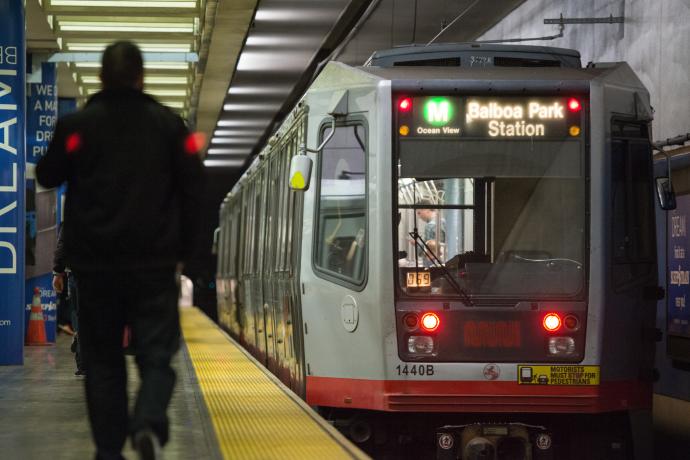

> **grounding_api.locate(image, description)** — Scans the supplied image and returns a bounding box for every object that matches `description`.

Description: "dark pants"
[76,269,180,459]
[68,273,83,370]
[57,286,72,326]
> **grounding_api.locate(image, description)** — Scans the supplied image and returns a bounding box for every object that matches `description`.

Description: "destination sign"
[398,96,582,139]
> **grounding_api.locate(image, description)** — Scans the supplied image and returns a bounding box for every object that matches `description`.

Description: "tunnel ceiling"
[206,0,527,169]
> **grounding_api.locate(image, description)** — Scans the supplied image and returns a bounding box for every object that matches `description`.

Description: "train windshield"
[395,95,586,299]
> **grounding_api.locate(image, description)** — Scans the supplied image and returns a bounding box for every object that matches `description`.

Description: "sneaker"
[75,369,86,376]
[134,429,161,460]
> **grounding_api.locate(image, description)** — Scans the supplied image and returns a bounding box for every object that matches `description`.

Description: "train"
[215,43,670,459]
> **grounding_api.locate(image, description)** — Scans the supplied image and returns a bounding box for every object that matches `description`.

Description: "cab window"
[313,122,367,287]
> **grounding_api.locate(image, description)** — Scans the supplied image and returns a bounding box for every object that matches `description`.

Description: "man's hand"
[52,274,65,293]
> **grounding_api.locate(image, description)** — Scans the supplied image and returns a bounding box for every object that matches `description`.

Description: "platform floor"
[0,318,219,459]
[0,307,365,460]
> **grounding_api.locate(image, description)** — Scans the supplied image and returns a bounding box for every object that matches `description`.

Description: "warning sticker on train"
[517,365,600,385]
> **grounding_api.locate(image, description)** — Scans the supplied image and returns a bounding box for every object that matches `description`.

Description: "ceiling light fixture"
[210,138,256,145]
[207,148,251,155]
[204,159,246,168]
[244,35,316,47]
[254,8,334,22]
[227,85,292,96]
[75,62,189,70]
[59,22,194,33]
[51,1,196,7]
[236,51,310,72]
[213,130,264,137]
[223,102,280,111]
[217,119,270,127]
[80,76,189,85]
[67,43,192,53]
[145,89,188,97]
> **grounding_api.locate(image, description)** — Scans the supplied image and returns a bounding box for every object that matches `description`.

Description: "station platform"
[0,307,367,460]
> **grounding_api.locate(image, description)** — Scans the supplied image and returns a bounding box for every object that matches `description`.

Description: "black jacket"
[37,88,204,272]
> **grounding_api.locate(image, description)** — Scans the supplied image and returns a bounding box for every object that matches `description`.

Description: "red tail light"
[398,97,412,112]
[564,315,579,330]
[567,98,581,112]
[421,312,440,332]
[543,313,562,332]
[403,313,418,329]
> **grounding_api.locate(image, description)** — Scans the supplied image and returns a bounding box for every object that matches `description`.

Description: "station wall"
[480,0,690,444]
[476,0,690,142]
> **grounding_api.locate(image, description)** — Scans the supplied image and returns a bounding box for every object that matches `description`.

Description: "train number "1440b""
[396,364,435,376]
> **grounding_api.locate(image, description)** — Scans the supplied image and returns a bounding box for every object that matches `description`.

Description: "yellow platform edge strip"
[180,307,369,460]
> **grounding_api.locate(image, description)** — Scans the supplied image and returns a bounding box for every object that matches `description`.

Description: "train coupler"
[436,423,553,460]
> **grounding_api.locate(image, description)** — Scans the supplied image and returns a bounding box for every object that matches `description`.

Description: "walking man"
[36,41,204,460]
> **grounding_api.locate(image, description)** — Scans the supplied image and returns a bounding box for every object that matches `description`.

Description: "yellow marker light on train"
[569,125,581,137]
[290,171,306,190]
[399,125,410,136]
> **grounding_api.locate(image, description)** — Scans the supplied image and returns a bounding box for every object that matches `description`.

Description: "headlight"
[548,337,575,356]
[408,335,434,354]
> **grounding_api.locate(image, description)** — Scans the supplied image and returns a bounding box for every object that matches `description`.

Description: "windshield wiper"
[409,230,474,306]
[512,255,583,268]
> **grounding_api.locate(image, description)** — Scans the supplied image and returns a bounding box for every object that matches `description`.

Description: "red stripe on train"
[306,376,651,413]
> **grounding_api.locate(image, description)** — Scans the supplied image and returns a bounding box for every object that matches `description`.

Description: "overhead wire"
[426,0,481,46]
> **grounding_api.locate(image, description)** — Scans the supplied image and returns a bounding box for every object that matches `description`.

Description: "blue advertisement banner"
[27,62,56,164]
[668,194,690,338]
[0,0,26,365]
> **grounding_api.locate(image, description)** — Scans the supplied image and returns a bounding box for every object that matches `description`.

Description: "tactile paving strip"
[180,307,368,460]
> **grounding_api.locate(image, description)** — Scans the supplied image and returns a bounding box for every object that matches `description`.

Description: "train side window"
[281,141,291,272]
[313,121,368,288]
[246,183,256,274]
[254,172,264,274]
[266,156,278,273]
[222,212,229,277]
[217,218,225,276]
[234,207,242,276]
[256,170,263,274]
[239,196,248,276]
[227,209,234,277]
[611,120,656,288]
[227,208,235,276]
[284,136,295,272]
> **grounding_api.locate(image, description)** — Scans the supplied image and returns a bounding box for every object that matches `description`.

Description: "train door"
[263,153,279,373]
[274,140,293,386]
[302,117,369,381]
[254,166,269,364]
[245,177,261,356]
[237,191,251,348]
[215,209,227,324]
[283,129,307,395]
[228,202,243,338]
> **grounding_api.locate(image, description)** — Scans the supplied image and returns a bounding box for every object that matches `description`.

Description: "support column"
[0,0,26,365]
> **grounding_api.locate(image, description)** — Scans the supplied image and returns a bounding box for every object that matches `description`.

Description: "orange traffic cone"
[26,287,48,346]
